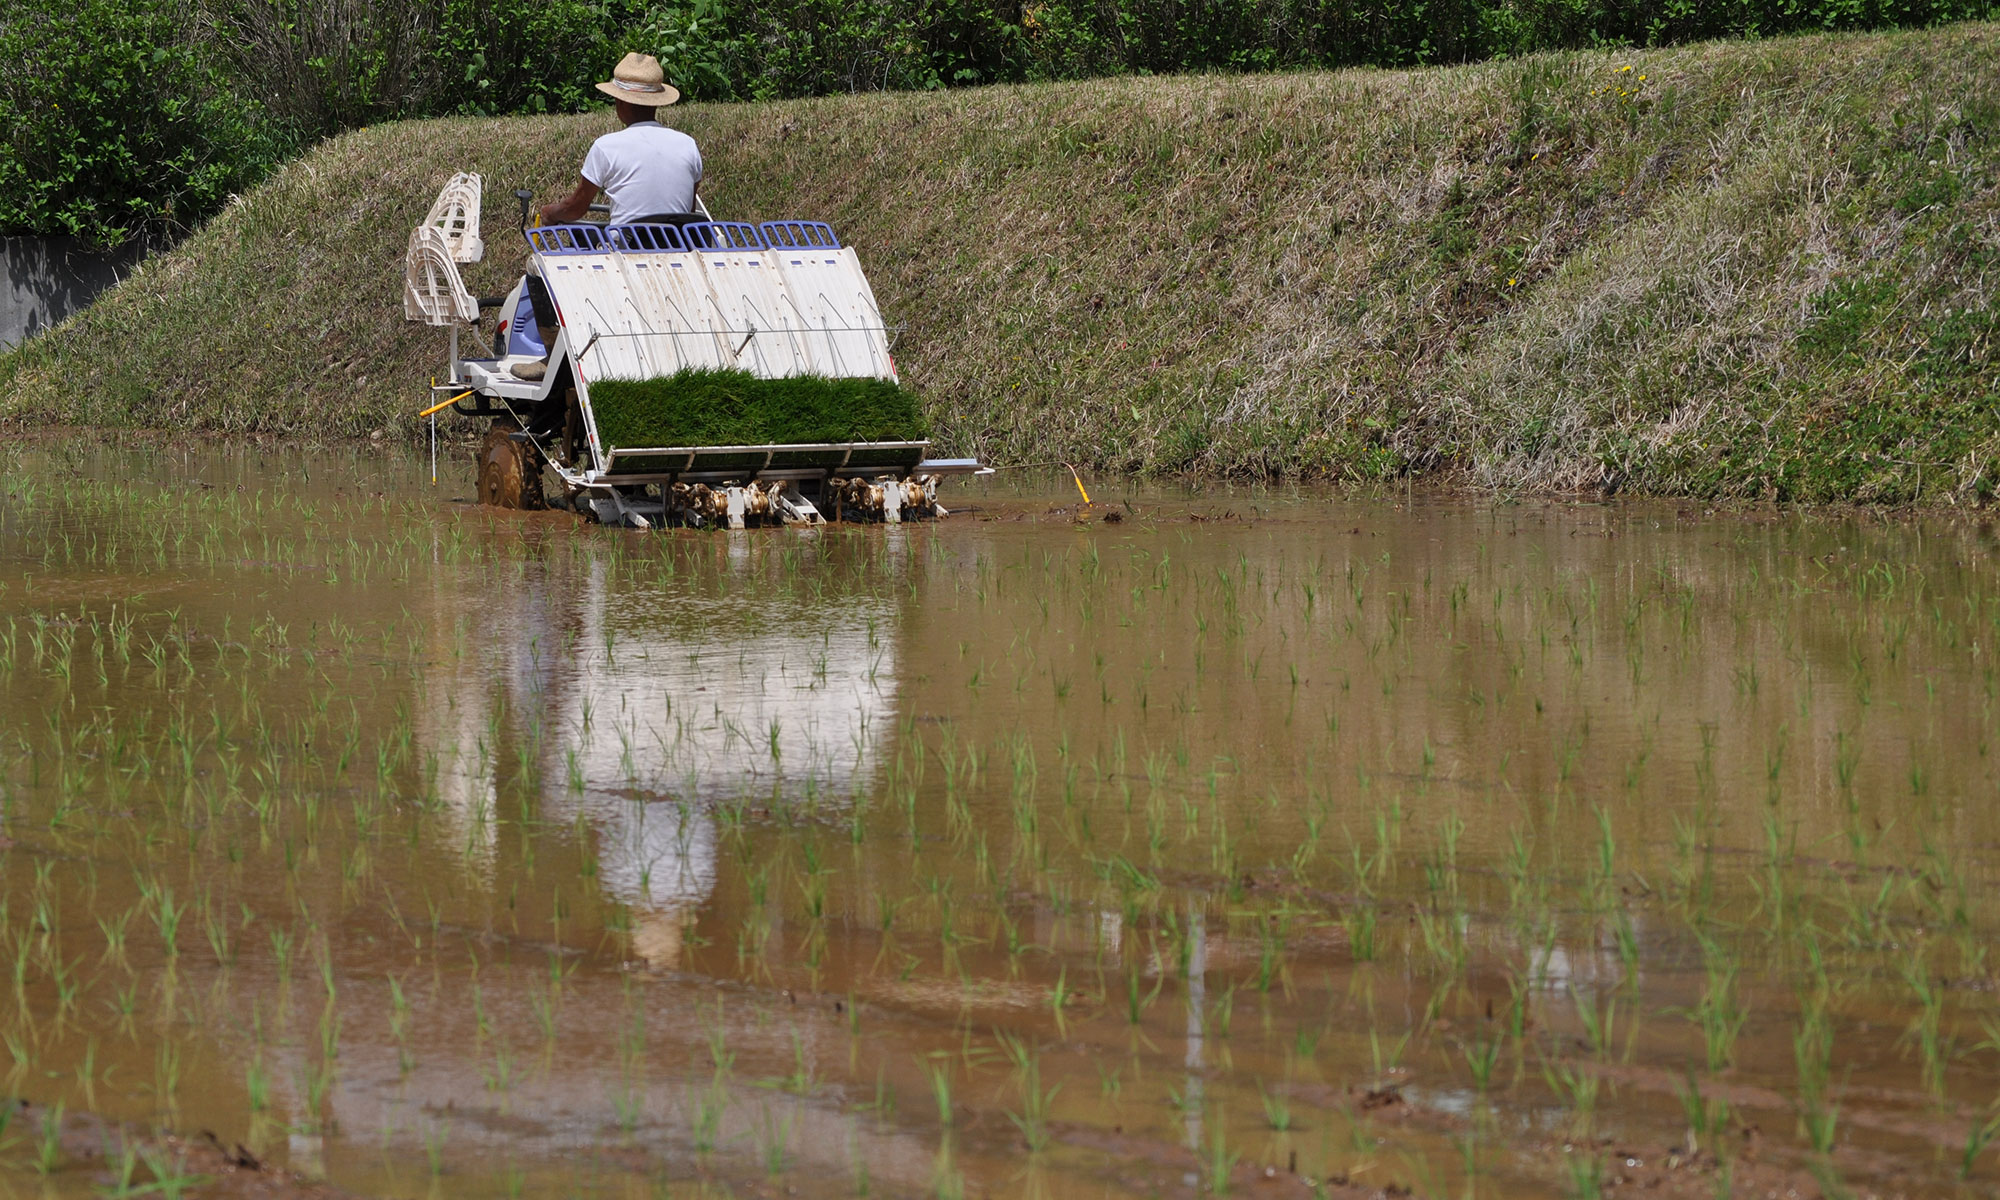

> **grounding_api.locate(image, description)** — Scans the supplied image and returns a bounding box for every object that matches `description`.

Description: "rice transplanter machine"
[402,173,984,527]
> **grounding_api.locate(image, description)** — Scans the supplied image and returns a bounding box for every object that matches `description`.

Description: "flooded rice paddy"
[4,436,2000,1199]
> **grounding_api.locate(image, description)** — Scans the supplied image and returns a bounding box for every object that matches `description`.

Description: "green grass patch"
[587,369,928,448]
[1797,278,1898,362]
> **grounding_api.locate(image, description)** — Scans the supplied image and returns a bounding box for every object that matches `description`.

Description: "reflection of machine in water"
[419,534,905,966]
[242,534,924,1188]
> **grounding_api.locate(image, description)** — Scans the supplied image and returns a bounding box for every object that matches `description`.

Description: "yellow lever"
[1066,463,1091,506]
[419,390,472,418]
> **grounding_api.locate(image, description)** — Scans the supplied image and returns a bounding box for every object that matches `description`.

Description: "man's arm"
[539,176,598,225]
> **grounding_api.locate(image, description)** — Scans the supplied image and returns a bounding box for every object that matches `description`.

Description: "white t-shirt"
[581,122,703,224]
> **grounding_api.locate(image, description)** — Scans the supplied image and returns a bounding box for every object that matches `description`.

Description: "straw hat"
[596,53,681,106]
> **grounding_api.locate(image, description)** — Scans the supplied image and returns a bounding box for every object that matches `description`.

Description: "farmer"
[540,52,703,226]
[513,52,703,380]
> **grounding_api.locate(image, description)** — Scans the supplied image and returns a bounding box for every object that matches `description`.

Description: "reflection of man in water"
[420,547,899,969]
[513,52,704,382]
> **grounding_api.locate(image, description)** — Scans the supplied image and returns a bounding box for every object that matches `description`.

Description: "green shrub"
[432,0,646,116]
[589,369,929,448]
[621,0,2000,92]
[208,0,649,134]
[0,0,282,246]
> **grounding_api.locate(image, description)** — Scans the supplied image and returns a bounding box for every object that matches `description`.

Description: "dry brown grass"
[4,23,1995,499]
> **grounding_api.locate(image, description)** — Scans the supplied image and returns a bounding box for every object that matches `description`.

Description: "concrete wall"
[1,236,147,351]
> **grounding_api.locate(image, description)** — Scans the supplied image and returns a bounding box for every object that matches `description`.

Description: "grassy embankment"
[1,24,1995,500]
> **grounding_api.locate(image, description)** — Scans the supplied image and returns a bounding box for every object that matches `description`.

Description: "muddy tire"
[477,421,543,510]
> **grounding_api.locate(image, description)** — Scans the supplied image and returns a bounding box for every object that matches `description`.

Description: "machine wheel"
[477,421,543,510]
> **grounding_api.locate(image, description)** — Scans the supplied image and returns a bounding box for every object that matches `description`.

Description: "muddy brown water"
[3,436,2000,1198]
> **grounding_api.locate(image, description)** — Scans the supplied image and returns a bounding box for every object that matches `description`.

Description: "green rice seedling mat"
[589,369,927,450]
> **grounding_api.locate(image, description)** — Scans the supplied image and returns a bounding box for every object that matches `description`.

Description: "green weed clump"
[587,369,928,449]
